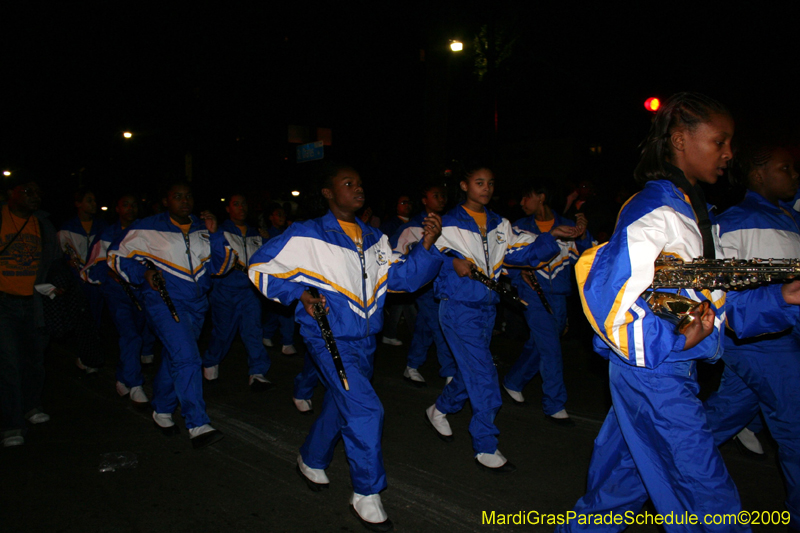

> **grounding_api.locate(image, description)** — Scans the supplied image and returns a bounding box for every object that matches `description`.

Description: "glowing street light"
[123,131,133,139]
[101,206,108,211]
[291,190,300,197]
[3,170,10,176]
[450,40,463,52]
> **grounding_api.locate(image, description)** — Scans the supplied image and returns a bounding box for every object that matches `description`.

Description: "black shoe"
[474,458,517,473]
[546,415,576,427]
[403,376,427,388]
[250,380,274,393]
[349,506,394,532]
[191,429,224,449]
[295,464,329,492]
[423,411,453,443]
[153,421,179,437]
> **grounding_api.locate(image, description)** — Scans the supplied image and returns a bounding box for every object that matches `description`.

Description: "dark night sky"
[2,2,800,220]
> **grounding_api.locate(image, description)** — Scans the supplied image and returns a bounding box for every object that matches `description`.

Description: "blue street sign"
[297,141,324,163]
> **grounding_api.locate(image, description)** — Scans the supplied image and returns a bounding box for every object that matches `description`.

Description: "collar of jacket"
[516,211,569,235]
[321,210,377,240]
[453,203,501,226]
[156,211,203,232]
[743,189,795,214]
[220,218,257,237]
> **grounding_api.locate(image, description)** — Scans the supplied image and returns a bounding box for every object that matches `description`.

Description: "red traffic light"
[644,97,661,113]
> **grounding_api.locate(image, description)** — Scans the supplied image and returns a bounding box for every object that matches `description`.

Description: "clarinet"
[470,266,528,307]
[520,269,553,314]
[144,260,180,322]
[115,273,143,311]
[307,287,349,391]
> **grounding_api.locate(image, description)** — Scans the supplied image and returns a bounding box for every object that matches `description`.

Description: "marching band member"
[83,194,154,405]
[703,143,800,530]
[108,180,236,449]
[58,188,107,372]
[201,194,272,391]
[391,181,455,386]
[502,180,594,424]
[249,162,443,532]
[425,165,576,472]
[560,93,800,532]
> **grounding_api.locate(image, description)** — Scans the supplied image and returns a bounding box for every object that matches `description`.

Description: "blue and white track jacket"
[508,212,595,296]
[58,216,108,267]
[82,221,126,285]
[577,180,799,370]
[107,212,236,301]
[433,204,562,305]
[718,190,800,341]
[213,219,263,290]
[390,211,429,255]
[248,210,443,341]
[718,190,800,261]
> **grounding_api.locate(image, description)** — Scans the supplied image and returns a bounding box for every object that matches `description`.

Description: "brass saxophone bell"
[642,291,703,334]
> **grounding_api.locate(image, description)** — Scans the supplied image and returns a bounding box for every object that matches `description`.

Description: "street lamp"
[123,131,133,139]
[291,190,300,197]
[450,40,463,52]
[2,170,10,176]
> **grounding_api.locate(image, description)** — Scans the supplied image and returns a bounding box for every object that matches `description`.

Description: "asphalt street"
[1,306,788,532]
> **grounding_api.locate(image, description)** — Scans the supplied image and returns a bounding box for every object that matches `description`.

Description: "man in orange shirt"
[1,175,60,447]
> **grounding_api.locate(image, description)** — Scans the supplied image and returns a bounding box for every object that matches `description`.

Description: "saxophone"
[644,256,800,332]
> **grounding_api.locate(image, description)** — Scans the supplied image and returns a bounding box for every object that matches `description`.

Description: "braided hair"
[634,92,731,185]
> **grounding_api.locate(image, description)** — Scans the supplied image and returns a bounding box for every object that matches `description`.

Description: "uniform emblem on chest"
[495,231,506,245]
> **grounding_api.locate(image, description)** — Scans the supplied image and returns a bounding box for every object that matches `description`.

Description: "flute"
[307,287,349,391]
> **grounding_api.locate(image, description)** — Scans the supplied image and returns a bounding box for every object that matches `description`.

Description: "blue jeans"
[0,293,48,438]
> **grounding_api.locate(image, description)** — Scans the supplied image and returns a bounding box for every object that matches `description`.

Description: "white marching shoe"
[116,381,131,396]
[203,365,219,381]
[403,366,426,386]
[502,385,525,404]
[293,398,313,413]
[262,338,273,347]
[281,344,297,355]
[129,386,149,404]
[153,411,178,436]
[475,449,516,473]
[350,493,392,532]
[189,424,224,449]
[296,454,329,491]
[425,404,453,442]
[735,427,764,455]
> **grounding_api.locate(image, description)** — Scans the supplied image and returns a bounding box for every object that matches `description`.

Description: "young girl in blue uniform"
[249,163,443,532]
[560,93,800,532]
[425,166,577,472]
[703,143,800,530]
[502,180,594,424]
